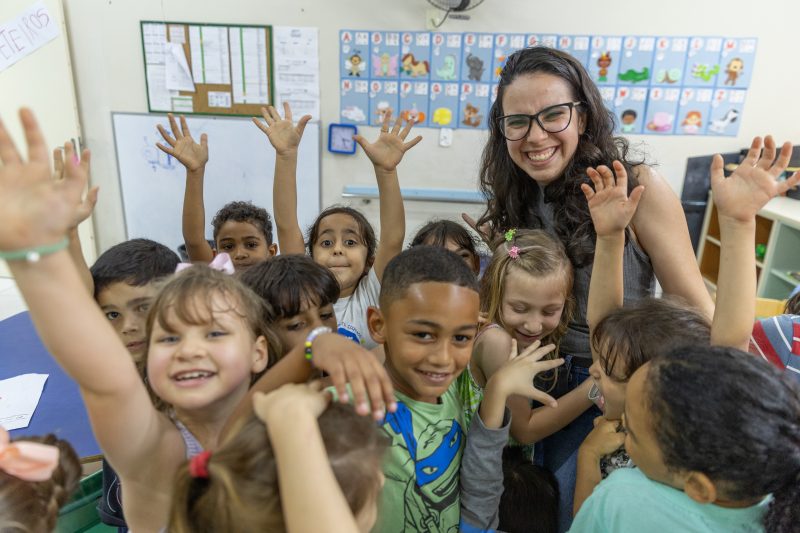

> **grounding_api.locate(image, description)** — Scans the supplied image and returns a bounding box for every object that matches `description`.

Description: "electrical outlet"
[439,128,453,147]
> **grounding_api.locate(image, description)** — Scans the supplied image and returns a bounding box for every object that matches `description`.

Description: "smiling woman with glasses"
[466,46,715,533]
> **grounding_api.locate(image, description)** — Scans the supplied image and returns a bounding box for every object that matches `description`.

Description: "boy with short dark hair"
[368,246,563,532]
[89,237,180,529]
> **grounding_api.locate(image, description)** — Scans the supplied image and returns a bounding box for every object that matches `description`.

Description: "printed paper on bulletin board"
[141,21,274,116]
[339,30,756,137]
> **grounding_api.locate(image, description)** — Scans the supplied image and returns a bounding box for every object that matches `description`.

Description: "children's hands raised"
[252,103,311,156]
[253,381,330,425]
[53,142,98,229]
[355,111,422,172]
[155,114,208,172]
[711,135,799,223]
[581,161,645,238]
[311,333,397,420]
[487,339,564,408]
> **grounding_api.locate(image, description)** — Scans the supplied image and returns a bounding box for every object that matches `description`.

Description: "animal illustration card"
[458,82,490,130]
[399,80,430,128]
[557,35,591,68]
[617,36,655,85]
[613,86,647,135]
[428,81,459,128]
[598,86,616,115]
[651,37,688,86]
[368,80,399,126]
[643,87,680,135]
[400,32,432,80]
[674,88,712,135]
[683,37,723,87]
[461,33,493,83]
[491,34,526,81]
[430,32,463,82]
[340,30,369,78]
[707,89,746,136]
[370,31,401,78]
[715,38,757,88]
[340,78,369,125]
[525,34,558,49]
[589,35,623,85]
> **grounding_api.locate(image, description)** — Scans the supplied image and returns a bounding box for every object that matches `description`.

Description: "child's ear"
[683,471,717,504]
[268,243,278,257]
[250,335,269,373]
[367,306,386,345]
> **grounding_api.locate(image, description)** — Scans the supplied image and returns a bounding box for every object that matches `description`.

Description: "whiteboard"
[112,112,320,254]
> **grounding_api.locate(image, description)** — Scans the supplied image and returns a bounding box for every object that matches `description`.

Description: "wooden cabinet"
[697,196,800,299]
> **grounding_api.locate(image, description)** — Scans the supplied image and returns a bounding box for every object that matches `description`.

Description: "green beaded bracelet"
[0,238,70,263]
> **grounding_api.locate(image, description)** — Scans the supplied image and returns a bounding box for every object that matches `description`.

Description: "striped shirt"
[749,314,800,383]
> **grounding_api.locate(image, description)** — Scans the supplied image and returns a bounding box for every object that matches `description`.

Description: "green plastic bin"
[56,470,115,533]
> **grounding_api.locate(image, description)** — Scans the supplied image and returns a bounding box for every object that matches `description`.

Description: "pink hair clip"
[0,428,59,482]
[175,252,235,275]
[508,245,520,259]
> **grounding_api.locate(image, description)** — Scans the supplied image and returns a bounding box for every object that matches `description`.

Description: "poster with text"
[458,82,491,129]
[651,36,688,86]
[340,30,369,78]
[400,32,432,80]
[429,81,459,128]
[492,33,526,81]
[716,38,757,88]
[340,78,369,124]
[430,32,463,82]
[368,80,399,126]
[707,89,747,136]
[675,87,713,135]
[558,35,591,68]
[643,87,680,134]
[617,36,655,85]
[399,80,430,127]
[613,86,648,135]
[683,37,723,87]
[462,32,494,82]
[370,31,400,78]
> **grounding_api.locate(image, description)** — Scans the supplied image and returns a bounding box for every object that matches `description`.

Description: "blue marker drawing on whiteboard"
[141,136,177,172]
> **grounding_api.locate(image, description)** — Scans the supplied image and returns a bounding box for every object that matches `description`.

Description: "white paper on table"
[272,26,320,118]
[165,42,195,92]
[0,374,48,430]
[0,1,61,73]
[230,27,269,105]
[146,64,177,111]
[189,26,230,85]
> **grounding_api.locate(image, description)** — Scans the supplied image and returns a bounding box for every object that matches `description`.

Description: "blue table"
[0,312,100,459]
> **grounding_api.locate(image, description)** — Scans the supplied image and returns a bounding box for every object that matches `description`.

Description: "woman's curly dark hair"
[477,46,644,267]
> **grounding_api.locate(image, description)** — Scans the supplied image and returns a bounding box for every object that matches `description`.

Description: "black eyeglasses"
[497,102,584,141]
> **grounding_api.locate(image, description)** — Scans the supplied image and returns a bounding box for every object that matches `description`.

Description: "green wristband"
[0,238,70,262]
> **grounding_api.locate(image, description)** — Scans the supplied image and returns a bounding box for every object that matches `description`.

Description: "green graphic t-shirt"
[372,384,465,533]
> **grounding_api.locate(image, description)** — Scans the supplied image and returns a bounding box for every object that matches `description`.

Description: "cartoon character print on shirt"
[383,402,463,532]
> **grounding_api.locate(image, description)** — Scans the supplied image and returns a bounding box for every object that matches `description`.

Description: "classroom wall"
[60,0,800,253]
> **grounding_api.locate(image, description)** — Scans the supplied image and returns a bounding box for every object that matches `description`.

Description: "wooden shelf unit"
[697,195,800,299]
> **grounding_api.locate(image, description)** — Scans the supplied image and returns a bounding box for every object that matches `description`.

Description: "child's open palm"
[53,142,98,229]
[355,112,422,172]
[0,109,86,251]
[490,339,564,408]
[252,103,311,156]
[711,135,799,223]
[156,114,208,172]
[581,161,645,238]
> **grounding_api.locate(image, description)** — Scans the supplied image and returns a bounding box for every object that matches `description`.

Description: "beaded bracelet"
[0,238,69,263]
[304,326,333,362]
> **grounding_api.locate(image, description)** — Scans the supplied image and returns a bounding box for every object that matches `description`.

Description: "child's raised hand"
[0,109,86,252]
[54,142,98,229]
[311,332,397,421]
[711,135,799,223]
[461,212,501,249]
[487,339,564,408]
[579,416,626,460]
[253,381,330,425]
[155,114,208,172]
[581,161,645,238]
[354,111,422,172]
[252,103,311,156]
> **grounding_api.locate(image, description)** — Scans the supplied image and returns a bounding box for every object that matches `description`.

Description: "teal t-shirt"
[570,467,771,533]
[372,384,465,533]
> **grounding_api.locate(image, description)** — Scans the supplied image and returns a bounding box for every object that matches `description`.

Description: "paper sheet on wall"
[189,26,231,85]
[165,42,195,92]
[273,27,320,119]
[0,2,61,73]
[0,374,48,430]
[229,27,270,105]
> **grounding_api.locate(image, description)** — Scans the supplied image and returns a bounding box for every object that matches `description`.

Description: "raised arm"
[0,110,169,476]
[581,161,645,334]
[255,384,362,533]
[631,165,715,319]
[253,103,310,255]
[710,136,798,349]
[156,114,213,262]
[354,113,421,280]
[53,143,98,295]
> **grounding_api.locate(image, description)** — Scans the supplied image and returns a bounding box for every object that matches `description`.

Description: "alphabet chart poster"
[339,30,756,136]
